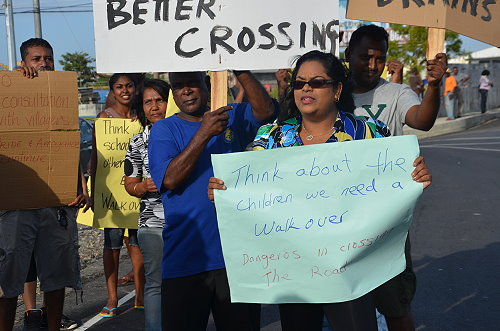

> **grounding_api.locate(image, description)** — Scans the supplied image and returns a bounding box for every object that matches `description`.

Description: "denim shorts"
[103,228,139,249]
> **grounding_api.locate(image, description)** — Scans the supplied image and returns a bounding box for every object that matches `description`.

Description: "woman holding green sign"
[208,50,431,330]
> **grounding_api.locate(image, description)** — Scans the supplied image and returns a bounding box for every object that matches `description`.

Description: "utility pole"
[33,0,42,38]
[4,0,17,70]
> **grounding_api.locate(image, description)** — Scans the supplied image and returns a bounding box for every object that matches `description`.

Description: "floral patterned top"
[252,111,391,150]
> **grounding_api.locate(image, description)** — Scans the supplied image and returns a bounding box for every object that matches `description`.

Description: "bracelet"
[133,183,139,195]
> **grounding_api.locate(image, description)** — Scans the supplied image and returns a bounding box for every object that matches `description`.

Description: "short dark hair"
[482,70,490,76]
[168,71,206,84]
[137,78,171,127]
[348,24,389,51]
[20,38,53,61]
[279,50,354,123]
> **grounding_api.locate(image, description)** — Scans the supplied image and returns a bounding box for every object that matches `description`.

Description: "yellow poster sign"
[92,118,143,229]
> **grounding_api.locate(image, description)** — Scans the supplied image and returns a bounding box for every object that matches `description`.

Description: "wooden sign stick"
[426,27,445,60]
[210,71,228,112]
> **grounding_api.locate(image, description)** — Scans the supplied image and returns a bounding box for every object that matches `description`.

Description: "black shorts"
[161,268,260,331]
[374,236,416,318]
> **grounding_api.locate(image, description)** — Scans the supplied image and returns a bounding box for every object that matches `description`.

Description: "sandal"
[134,306,144,310]
[117,274,134,286]
[98,307,117,318]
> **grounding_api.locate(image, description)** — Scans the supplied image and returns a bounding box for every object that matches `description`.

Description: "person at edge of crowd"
[409,68,424,100]
[451,66,470,117]
[148,70,278,331]
[86,73,145,318]
[124,79,170,331]
[479,69,494,114]
[0,38,88,331]
[207,50,432,331]
[443,70,457,120]
[345,24,447,331]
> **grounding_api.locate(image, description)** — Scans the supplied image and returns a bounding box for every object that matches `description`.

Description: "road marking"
[420,145,500,152]
[444,292,476,313]
[421,142,500,146]
[425,136,500,142]
[73,290,136,331]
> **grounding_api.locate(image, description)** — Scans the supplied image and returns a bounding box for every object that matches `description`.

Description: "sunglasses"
[291,79,336,90]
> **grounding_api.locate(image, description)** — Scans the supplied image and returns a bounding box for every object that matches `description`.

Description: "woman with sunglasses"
[208,50,431,330]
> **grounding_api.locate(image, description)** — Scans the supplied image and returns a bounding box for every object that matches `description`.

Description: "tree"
[59,52,96,87]
[387,24,468,73]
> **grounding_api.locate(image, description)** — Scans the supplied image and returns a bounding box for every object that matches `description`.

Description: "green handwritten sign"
[212,135,422,303]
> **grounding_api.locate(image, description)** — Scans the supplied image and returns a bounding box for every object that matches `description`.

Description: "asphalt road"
[13,119,500,331]
[411,119,500,330]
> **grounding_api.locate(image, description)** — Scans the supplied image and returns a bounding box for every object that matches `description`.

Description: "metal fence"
[446,61,500,117]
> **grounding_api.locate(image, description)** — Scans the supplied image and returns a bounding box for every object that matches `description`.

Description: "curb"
[403,108,500,139]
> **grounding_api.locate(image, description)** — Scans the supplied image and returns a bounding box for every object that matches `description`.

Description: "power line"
[2,1,93,13]
[0,9,93,15]
[14,1,92,9]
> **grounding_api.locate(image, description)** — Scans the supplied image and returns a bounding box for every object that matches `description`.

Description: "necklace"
[301,123,335,141]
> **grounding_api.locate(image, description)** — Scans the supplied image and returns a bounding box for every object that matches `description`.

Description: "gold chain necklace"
[301,123,335,141]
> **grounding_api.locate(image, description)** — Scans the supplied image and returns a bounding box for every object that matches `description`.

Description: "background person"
[479,69,493,114]
[451,66,470,117]
[443,70,457,120]
[124,79,170,331]
[87,73,145,317]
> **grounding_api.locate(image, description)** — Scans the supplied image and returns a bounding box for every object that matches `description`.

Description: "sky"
[0,0,494,70]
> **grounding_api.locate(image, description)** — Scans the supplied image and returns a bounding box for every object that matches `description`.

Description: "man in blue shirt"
[149,71,277,331]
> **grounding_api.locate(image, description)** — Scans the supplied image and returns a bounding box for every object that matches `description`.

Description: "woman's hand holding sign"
[208,177,226,203]
[411,156,431,189]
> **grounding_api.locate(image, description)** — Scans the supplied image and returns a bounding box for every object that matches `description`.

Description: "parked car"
[79,117,93,176]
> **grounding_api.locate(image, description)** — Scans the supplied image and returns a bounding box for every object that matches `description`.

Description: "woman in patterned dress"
[208,51,432,331]
[124,79,170,331]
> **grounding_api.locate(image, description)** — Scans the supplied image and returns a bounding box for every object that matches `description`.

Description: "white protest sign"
[93,0,339,72]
